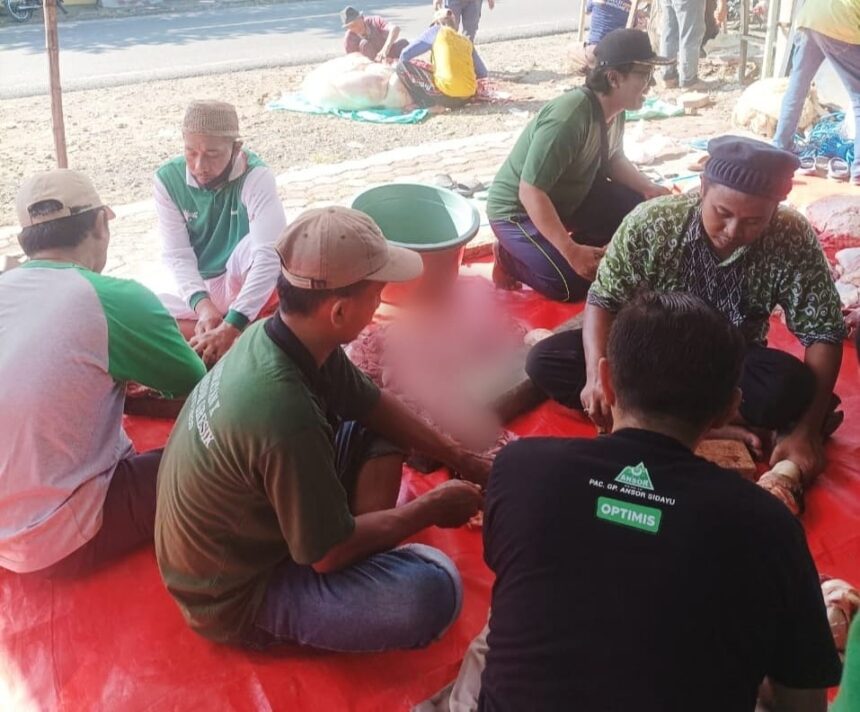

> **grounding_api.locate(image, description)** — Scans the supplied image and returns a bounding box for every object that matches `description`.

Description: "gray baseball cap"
[276,206,423,289]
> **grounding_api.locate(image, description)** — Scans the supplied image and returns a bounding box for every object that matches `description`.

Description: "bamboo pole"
[761,0,781,79]
[44,0,68,169]
[577,0,588,42]
[626,0,641,29]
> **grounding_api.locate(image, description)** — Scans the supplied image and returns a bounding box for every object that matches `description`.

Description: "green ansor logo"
[614,462,654,491]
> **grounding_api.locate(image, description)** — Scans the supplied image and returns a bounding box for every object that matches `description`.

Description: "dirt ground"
[0,32,749,226]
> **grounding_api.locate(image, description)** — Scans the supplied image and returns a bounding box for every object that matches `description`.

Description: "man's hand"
[641,182,672,200]
[423,480,483,528]
[451,451,493,487]
[433,0,443,8]
[487,0,495,9]
[580,376,613,432]
[714,0,728,25]
[563,242,606,282]
[189,321,241,367]
[376,49,389,62]
[771,428,825,484]
[194,298,224,336]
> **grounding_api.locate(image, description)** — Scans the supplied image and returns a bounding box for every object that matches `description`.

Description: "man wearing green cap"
[154,100,286,366]
[156,206,489,651]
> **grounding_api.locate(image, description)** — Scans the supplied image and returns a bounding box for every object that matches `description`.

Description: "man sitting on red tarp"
[0,170,205,578]
[469,292,841,711]
[527,136,846,481]
[155,207,488,650]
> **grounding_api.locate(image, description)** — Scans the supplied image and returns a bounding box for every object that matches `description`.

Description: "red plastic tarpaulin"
[1,261,858,711]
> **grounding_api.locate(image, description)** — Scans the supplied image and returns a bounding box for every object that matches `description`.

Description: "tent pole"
[44,0,68,169]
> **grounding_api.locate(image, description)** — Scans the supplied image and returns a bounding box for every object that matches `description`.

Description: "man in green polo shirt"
[526,136,846,481]
[154,100,286,365]
[156,206,488,650]
[487,28,673,303]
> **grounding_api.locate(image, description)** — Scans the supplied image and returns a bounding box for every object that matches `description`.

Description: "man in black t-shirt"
[478,292,841,712]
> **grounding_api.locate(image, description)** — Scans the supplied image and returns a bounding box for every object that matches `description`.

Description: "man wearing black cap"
[527,136,846,481]
[487,29,674,303]
[341,5,408,62]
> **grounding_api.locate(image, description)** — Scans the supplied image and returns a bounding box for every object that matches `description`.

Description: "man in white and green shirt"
[154,100,287,365]
[0,169,206,577]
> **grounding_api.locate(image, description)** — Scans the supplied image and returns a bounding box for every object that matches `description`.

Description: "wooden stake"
[577,0,588,42]
[626,0,641,29]
[44,0,68,169]
[762,0,781,79]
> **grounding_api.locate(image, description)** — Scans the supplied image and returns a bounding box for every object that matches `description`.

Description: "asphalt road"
[0,0,577,98]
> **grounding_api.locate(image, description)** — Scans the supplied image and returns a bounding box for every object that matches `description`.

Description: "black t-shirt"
[479,428,841,712]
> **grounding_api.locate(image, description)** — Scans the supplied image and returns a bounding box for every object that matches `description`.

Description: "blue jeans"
[490,180,644,302]
[660,0,706,84]
[773,29,860,179]
[445,0,482,42]
[242,543,462,651]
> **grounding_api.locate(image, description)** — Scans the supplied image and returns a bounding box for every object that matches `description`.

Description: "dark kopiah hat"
[705,136,800,201]
[594,28,674,68]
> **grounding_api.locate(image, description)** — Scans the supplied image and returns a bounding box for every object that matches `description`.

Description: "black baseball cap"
[594,28,674,68]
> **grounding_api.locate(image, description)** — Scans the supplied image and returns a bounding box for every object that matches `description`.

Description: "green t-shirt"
[487,89,625,221]
[833,615,860,712]
[155,318,380,642]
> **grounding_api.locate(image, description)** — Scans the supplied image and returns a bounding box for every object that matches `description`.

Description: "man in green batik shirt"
[527,136,846,481]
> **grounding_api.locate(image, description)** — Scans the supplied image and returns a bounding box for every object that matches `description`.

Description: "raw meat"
[346,279,525,460]
[757,460,804,515]
[820,576,860,653]
[805,195,860,258]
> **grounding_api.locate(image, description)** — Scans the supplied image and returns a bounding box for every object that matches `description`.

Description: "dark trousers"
[526,330,816,430]
[334,420,401,497]
[35,449,163,579]
[395,60,470,110]
[490,180,644,302]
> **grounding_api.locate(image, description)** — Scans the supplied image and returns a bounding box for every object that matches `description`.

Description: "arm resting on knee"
[518,180,575,255]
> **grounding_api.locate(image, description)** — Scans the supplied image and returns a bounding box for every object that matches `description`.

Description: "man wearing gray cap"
[154,100,286,366]
[0,169,205,577]
[156,206,488,650]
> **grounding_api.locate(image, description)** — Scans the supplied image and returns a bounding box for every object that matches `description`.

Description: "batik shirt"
[588,194,846,346]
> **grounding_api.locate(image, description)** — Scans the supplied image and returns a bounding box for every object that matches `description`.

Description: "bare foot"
[492,242,521,291]
[705,424,766,460]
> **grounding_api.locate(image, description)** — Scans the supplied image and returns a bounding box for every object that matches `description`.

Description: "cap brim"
[366,245,424,284]
[642,54,676,66]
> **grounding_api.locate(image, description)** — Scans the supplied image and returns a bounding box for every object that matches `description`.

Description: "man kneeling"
[475,293,840,711]
[156,207,486,649]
